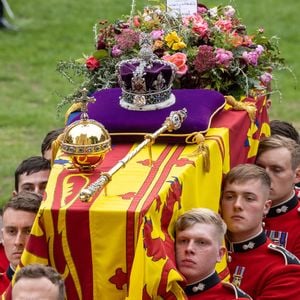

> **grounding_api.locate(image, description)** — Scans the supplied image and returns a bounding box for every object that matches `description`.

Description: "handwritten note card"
[166,0,197,17]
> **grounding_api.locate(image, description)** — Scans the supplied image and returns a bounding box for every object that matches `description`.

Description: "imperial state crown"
[116,33,177,111]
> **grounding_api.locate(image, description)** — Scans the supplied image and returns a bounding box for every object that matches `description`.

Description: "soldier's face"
[256,147,298,206]
[2,208,36,268]
[221,179,271,242]
[175,223,225,284]
[16,170,50,196]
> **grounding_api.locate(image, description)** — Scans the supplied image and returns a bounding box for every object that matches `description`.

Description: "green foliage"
[0,0,299,206]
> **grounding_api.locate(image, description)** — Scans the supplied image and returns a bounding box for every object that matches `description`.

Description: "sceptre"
[79,108,187,201]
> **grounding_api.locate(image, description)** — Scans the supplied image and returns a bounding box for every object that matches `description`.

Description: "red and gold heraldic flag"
[3,95,269,300]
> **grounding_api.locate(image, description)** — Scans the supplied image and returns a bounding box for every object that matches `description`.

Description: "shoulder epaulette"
[222,282,253,299]
[268,243,300,265]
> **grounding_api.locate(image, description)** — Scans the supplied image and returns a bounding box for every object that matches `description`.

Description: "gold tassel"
[64,103,82,126]
[225,95,257,123]
[186,132,210,172]
[51,133,64,165]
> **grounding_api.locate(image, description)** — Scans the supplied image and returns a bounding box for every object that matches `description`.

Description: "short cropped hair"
[257,135,300,170]
[270,120,300,144]
[175,208,226,244]
[41,128,64,156]
[14,156,51,192]
[2,191,42,215]
[14,264,65,300]
[222,163,271,191]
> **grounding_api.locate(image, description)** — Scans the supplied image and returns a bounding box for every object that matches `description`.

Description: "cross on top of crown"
[75,88,96,120]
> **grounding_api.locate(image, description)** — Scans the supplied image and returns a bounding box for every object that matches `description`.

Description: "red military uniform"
[226,231,300,299]
[0,272,9,295]
[185,271,252,299]
[264,192,300,258]
[0,244,8,273]
[0,265,14,295]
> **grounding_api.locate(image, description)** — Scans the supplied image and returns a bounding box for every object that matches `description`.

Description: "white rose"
[208,7,218,18]
[223,5,236,18]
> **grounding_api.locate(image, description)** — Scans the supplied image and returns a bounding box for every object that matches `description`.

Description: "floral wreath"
[57,1,285,110]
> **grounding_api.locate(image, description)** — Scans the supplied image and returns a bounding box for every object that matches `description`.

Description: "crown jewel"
[61,89,111,171]
[117,33,177,111]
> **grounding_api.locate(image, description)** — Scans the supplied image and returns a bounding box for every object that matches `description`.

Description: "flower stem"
[129,0,136,25]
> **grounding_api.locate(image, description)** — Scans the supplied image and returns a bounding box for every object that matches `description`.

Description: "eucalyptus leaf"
[93,49,109,59]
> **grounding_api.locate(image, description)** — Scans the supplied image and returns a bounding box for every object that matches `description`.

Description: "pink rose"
[162,53,188,75]
[183,15,208,38]
[192,21,209,37]
[215,48,233,67]
[215,19,233,32]
[86,56,100,70]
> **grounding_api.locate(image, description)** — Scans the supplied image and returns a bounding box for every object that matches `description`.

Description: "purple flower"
[242,51,260,66]
[255,45,264,55]
[111,45,122,57]
[215,48,233,67]
[197,6,207,14]
[151,30,164,40]
[260,72,273,85]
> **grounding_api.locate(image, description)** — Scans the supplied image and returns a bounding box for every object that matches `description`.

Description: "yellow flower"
[172,41,187,50]
[164,31,182,48]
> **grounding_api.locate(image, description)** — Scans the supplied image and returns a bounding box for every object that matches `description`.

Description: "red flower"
[97,37,106,50]
[86,56,100,70]
[133,16,141,27]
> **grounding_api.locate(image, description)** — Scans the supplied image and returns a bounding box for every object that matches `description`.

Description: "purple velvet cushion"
[67,88,225,143]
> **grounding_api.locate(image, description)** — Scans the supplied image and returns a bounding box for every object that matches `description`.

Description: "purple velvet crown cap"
[117,57,177,111]
[116,32,178,110]
[119,59,175,91]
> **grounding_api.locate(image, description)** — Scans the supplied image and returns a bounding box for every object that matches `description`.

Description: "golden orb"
[61,119,111,171]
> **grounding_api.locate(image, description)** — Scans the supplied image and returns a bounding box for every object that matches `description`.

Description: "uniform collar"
[6,265,15,281]
[185,271,220,296]
[226,230,266,253]
[267,192,298,217]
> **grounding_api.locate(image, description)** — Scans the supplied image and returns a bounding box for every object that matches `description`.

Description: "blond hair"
[175,208,226,244]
